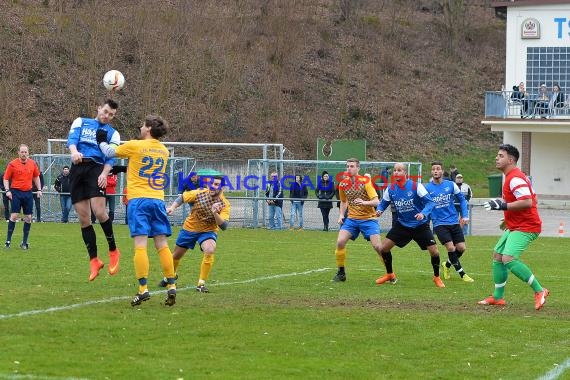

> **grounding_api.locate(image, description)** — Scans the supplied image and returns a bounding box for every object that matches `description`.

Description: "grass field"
[1,223,569,380]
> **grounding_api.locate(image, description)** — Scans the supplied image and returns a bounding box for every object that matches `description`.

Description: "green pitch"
[1,224,569,379]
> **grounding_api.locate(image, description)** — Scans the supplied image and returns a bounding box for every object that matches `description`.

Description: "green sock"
[492,260,508,300]
[506,260,543,292]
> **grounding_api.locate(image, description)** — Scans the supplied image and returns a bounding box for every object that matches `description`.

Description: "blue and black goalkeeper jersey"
[378,179,435,228]
[424,179,469,228]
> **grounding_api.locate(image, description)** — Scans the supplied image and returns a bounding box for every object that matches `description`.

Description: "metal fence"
[21,193,395,230]
[19,156,424,229]
[485,90,570,119]
[10,193,477,236]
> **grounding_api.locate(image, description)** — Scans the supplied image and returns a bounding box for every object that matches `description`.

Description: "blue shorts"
[340,218,381,241]
[175,229,217,251]
[127,198,172,238]
[10,189,33,215]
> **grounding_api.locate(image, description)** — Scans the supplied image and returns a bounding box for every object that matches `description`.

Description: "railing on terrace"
[484,91,570,119]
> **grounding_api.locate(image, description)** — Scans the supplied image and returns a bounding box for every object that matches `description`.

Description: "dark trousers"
[33,195,41,222]
[2,193,9,220]
[319,207,331,230]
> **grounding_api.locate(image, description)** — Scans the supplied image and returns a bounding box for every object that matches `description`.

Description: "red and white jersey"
[502,167,541,233]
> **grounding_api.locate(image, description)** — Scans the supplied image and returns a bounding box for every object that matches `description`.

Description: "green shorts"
[494,230,539,259]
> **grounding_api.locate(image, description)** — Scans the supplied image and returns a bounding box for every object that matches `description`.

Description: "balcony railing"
[484,91,570,119]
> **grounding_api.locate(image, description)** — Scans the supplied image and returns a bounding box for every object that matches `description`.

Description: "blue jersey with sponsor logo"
[67,117,120,166]
[424,180,469,228]
[378,179,435,228]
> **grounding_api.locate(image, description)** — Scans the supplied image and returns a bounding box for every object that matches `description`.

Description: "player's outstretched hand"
[483,199,507,211]
[96,129,108,144]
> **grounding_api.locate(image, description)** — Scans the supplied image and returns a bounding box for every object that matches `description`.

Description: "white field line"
[0,268,331,321]
[0,375,89,380]
[537,358,570,380]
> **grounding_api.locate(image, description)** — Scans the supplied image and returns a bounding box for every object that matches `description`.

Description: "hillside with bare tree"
[0,0,504,160]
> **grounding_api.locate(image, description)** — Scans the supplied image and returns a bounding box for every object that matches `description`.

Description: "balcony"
[484,91,570,119]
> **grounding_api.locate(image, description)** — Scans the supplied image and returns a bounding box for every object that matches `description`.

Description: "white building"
[484,0,570,199]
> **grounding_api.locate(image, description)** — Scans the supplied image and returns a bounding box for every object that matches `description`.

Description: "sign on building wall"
[521,17,540,39]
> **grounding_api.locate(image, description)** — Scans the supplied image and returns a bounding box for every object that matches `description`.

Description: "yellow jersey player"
[159,175,230,293]
[97,115,177,307]
[332,158,385,283]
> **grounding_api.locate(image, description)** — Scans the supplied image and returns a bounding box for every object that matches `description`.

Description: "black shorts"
[69,160,106,204]
[433,224,465,245]
[386,220,437,250]
[10,189,33,215]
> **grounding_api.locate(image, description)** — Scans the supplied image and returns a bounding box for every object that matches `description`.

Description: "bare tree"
[441,0,466,53]
[338,0,361,21]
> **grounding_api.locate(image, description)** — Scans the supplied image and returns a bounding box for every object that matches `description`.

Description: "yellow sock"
[134,247,149,291]
[198,254,215,284]
[158,246,175,279]
[335,248,347,268]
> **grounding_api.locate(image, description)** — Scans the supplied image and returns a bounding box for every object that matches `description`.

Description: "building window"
[526,46,570,92]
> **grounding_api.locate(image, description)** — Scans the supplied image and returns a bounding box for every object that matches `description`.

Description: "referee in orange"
[3,144,42,250]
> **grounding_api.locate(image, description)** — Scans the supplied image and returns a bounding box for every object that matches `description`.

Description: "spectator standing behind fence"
[449,165,459,182]
[54,166,72,223]
[316,171,335,231]
[381,167,389,186]
[3,144,42,250]
[32,169,44,222]
[183,172,201,190]
[454,174,472,235]
[0,171,10,221]
[289,174,308,230]
[265,171,283,230]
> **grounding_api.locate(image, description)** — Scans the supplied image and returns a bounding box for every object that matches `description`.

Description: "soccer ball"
[103,70,125,91]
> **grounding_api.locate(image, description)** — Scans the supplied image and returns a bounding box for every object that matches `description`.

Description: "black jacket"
[553,91,565,108]
[289,182,308,204]
[54,173,71,194]
[315,180,335,209]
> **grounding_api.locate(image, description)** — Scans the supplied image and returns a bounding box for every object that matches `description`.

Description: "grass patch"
[1,224,568,379]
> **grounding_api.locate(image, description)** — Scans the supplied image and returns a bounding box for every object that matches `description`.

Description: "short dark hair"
[63,165,69,169]
[431,161,443,168]
[103,99,119,110]
[499,144,520,162]
[145,115,168,139]
[346,158,360,166]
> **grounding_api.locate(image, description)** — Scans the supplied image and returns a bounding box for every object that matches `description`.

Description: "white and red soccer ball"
[103,70,125,91]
